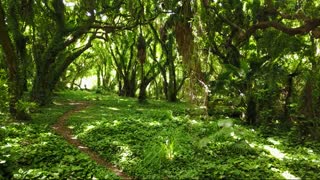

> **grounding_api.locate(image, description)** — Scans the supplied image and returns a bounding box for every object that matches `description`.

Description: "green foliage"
[16,100,37,114]
[0,99,118,179]
[2,91,320,179]
[0,69,8,114]
[62,91,320,179]
[257,30,304,58]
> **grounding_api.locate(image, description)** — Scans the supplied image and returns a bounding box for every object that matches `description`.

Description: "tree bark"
[283,74,294,125]
[31,38,92,105]
[246,95,257,125]
[0,2,29,120]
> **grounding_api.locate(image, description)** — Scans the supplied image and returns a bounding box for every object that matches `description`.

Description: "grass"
[1,90,320,179]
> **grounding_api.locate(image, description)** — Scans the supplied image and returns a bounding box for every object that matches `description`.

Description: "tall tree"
[0,1,29,120]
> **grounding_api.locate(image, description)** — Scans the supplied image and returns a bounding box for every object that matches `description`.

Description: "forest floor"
[1,90,320,179]
[52,101,131,179]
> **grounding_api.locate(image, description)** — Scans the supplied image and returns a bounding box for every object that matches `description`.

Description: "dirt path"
[52,101,131,180]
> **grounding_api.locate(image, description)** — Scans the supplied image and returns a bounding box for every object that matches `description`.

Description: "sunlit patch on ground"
[230,131,240,140]
[267,137,281,145]
[281,171,300,180]
[263,145,286,160]
[119,145,132,163]
[148,121,161,126]
[271,168,300,180]
[84,125,96,132]
[112,120,121,126]
[108,107,120,111]
[189,119,199,125]
[53,101,63,106]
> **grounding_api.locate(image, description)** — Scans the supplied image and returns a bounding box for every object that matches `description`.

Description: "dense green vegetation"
[1,91,320,179]
[1,0,320,179]
[66,91,320,179]
[0,96,118,179]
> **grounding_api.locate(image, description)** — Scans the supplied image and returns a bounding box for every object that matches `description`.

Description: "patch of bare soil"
[52,101,131,179]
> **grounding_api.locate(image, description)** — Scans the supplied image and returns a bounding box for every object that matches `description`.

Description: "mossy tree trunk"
[0,2,29,120]
[30,0,94,105]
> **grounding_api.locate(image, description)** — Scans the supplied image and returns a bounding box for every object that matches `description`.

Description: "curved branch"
[245,19,320,39]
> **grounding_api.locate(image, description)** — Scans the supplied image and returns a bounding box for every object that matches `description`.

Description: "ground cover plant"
[63,91,320,179]
[0,96,118,179]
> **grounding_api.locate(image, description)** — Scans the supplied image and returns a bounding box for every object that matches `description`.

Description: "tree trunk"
[283,74,294,126]
[31,68,54,106]
[97,67,101,88]
[31,39,93,105]
[0,2,29,120]
[138,65,147,102]
[138,82,148,102]
[167,58,177,102]
[246,95,257,125]
[166,34,177,102]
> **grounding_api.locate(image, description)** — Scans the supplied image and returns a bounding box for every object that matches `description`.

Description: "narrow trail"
[52,101,131,180]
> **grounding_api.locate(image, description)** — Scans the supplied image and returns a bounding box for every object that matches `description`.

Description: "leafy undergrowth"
[1,90,320,179]
[0,96,118,179]
[64,91,320,179]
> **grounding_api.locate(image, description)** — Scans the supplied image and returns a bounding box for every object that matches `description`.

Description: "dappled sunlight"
[148,121,161,127]
[118,145,133,163]
[281,171,300,180]
[53,101,63,106]
[271,167,300,180]
[84,125,96,132]
[112,120,121,126]
[78,145,88,149]
[39,132,55,138]
[285,146,320,163]
[230,131,240,140]
[267,138,281,145]
[69,102,84,106]
[108,107,120,111]
[246,140,257,148]
[263,145,286,160]
[189,119,200,125]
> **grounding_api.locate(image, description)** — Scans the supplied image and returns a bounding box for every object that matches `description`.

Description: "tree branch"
[245,19,320,39]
